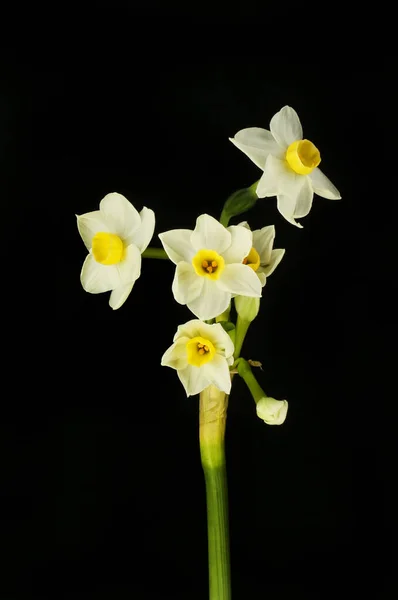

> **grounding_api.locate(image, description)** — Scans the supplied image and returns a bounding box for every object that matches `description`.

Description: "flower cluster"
[76,106,341,425]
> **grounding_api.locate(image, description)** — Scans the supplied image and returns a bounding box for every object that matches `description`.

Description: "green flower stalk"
[199,385,231,600]
[233,314,251,359]
[234,296,260,359]
[236,358,288,425]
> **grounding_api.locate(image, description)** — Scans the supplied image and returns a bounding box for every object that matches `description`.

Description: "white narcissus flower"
[256,396,288,425]
[230,105,341,228]
[238,221,285,287]
[159,214,262,320]
[76,192,155,310]
[161,319,235,396]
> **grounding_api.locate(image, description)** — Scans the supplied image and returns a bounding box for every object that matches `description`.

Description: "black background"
[1,19,391,600]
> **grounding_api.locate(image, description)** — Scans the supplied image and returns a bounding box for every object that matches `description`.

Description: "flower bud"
[220,185,258,225]
[234,296,260,322]
[256,397,288,425]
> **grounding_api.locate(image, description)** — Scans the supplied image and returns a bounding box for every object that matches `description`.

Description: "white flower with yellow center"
[159,214,262,320]
[161,319,235,396]
[238,221,285,287]
[230,105,341,228]
[76,192,155,310]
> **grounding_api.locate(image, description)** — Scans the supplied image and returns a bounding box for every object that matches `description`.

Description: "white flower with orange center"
[238,222,285,287]
[161,319,235,396]
[159,214,262,320]
[76,192,155,310]
[230,105,341,227]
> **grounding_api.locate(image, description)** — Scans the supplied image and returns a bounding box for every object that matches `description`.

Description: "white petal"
[257,272,267,287]
[174,319,205,342]
[229,139,267,171]
[258,249,285,278]
[270,106,303,147]
[109,282,135,310]
[116,244,142,284]
[161,337,189,370]
[237,221,250,229]
[80,245,141,295]
[309,167,341,200]
[76,211,110,250]
[158,229,195,264]
[293,178,314,218]
[80,254,121,293]
[252,226,275,265]
[276,195,303,228]
[178,364,209,397]
[174,320,222,344]
[171,262,203,305]
[274,164,307,200]
[223,225,252,264]
[128,207,155,251]
[187,279,231,320]
[190,214,231,253]
[276,176,314,223]
[256,155,288,198]
[217,264,262,298]
[229,127,283,169]
[202,354,231,394]
[212,327,235,361]
[99,192,141,241]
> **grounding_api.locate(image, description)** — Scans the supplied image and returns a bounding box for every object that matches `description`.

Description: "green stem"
[141,247,169,259]
[236,358,264,403]
[199,385,231,600]
[233,314,251,359]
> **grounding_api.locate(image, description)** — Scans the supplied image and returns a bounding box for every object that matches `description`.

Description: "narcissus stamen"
[193,249,225,279]
[186,336,216,366]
